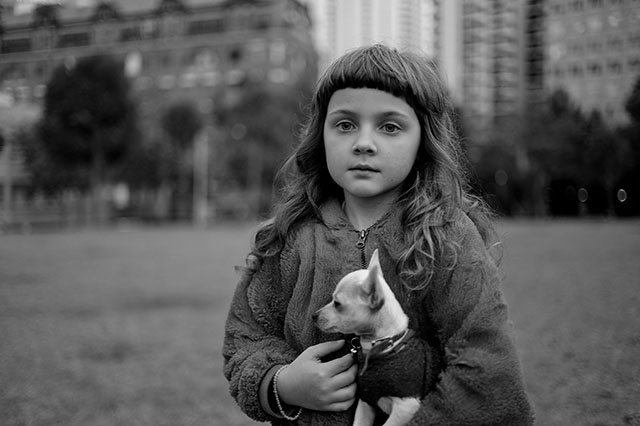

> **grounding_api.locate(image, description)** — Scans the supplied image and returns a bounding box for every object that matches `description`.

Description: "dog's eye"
[333,300,341,309]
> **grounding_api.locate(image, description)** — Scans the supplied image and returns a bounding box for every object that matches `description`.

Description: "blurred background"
[1,2,640,426]
[1,0,638,231]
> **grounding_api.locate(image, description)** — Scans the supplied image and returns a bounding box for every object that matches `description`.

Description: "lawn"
[0,219,638,426]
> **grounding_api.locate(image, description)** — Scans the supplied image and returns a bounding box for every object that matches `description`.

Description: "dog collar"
[350,329,416,376]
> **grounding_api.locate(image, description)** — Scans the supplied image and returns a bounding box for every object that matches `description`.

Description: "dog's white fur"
[314,249,421,426]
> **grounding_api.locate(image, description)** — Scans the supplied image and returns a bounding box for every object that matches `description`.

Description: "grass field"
[1,219,639,426]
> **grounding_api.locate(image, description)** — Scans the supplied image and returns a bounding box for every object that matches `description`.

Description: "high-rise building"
[544,0,640,125]
[440,0,525,137]
[303,0,526,137]
[302,0,437,72]
[523,0,545,107]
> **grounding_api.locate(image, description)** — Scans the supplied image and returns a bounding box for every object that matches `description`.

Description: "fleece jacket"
[223,198,535,426]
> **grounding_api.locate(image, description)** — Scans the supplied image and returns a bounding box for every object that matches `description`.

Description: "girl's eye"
[381,123,401,134]
[336,121,355,132]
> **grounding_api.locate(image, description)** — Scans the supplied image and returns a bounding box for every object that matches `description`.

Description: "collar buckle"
[350,336,362,359]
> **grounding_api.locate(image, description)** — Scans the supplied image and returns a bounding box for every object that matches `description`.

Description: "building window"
[178,72,197,88]
[161,53,172,68]
[33,29,54,50]
[587,40,603,52]
[554,66,565,78]
[158,74,176,90]
[607,35,623,50]
[607,60,623,73]
[568,41,585,55]
[125,51,143,78]
[587,15,603,32]
[14,86,31,101]
[161,14,184,38]
[570,64,584,76]
[608,13,622,27]
[58,32,90,48]
[587,62,603,75]
[247,39,267,64]
[188,18,225,35]
[229,47,244,63]
[270,41,286,66]
[570,0,585,11]
[552,2,566,14]
[192,50,217,70]
[573,21,586,35]
[34,84,46,99]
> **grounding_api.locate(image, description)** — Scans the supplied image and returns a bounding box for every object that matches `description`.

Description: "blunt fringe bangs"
[314,44,449,125]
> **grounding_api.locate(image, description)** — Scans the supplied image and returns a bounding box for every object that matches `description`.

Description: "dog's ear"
[368,249,380,271]
[365,250,385,311]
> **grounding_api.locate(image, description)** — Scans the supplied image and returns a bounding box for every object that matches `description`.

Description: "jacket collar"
[319,198,402,236]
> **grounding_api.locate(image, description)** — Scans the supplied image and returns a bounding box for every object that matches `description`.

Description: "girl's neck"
[342,195,395,230]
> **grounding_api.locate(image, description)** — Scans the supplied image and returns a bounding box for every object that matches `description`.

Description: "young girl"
[223,44,534,425]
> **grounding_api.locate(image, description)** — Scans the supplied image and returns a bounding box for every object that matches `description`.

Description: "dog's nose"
[311,310,319,322]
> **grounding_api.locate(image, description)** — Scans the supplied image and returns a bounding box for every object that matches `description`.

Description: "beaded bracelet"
[272,365,302,421]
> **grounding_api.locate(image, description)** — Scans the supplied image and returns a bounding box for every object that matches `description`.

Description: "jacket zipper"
[356,228,370,268]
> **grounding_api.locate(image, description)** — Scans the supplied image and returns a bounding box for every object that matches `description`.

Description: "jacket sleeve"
[222,244,300,422]
[408,214,534,426]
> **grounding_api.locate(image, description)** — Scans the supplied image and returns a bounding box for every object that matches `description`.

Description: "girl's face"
[323,88,421,207]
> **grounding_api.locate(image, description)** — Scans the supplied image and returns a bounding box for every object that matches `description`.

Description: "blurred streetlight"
[194,98,213,227]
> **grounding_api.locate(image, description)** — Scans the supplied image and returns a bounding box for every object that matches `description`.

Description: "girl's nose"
[352,128,377,155]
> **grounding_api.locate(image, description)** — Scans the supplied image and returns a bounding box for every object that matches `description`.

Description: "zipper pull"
[356,229,368,249]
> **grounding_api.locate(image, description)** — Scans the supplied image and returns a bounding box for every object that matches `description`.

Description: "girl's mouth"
[350,164,378,172]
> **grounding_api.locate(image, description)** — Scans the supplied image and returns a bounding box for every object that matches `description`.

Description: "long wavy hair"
[253,44,497,290]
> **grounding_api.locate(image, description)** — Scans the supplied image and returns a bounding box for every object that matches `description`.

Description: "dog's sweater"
[356,331,432,406]
[223,199,534,426]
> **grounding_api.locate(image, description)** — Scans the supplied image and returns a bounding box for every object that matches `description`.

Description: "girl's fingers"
[324,352,355,374]
[323,383,357,411]
[330,361,358,388]
[307,340,346,360]
[326,399,356,412]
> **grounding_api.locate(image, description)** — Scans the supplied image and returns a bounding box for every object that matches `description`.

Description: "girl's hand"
[277,340,358,412]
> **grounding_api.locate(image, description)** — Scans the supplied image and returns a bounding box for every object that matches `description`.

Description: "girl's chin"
[342,187,402,204]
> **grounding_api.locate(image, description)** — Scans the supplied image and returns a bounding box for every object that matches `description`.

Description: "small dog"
[314,249,427,426]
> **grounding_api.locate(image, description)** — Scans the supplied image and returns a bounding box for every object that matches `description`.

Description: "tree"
[160,100,203,220]
[579,111,626,214]
[616,74,640,216]
[518,90,583,215]
[214,83,310,216]
[625,74,640,124]
[161,100,203,150]
[520,89,631,216]
[21,125,89,193]
[37,54,138,222]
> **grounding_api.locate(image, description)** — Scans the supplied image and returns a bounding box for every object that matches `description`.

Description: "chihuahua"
[314,249,428,426]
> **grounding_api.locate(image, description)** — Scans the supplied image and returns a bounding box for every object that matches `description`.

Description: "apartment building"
[0,0,316,109]
[545,0,640,124]
[0,0,317,222]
